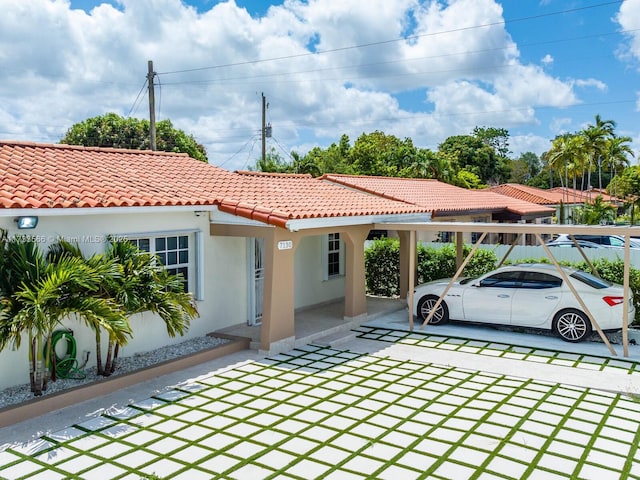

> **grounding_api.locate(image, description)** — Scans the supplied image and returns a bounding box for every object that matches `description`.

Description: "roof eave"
[286,213,432,232]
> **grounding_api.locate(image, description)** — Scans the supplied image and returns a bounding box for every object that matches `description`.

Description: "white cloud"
[541,54,553,66]
[549,117,573,135]
[616,0,640,65]
[510,133,550,157]
[0,0,590,169]
[573,78,607,91]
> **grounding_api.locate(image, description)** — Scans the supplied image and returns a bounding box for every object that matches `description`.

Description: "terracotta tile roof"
[0,141,427,228]
[548,186,621,204]
[320,174,554,217]
[220,171,428,227]
[488,184,561,205]
[489,183,620,205]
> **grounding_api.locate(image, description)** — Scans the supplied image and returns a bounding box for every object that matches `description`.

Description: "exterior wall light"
[16,216,38,229]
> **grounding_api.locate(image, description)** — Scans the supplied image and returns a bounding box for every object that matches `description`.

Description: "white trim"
[322,233,344,281]
[109,228,200,240]
[195,230,204,301]
[126,230,201,299]
[209,209,276,227]
[286,213,431,232]
[0,205,218,217]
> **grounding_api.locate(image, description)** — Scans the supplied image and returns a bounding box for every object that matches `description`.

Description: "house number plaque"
[277,240,293,250]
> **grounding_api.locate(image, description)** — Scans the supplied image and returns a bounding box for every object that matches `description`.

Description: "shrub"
[365,240,497,296]
[365,238,400,297]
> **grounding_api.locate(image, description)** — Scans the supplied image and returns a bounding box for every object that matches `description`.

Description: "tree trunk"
[29,338,36,393]
[110,344,120,375]
[95,330,104,376]
[103,341,114,377]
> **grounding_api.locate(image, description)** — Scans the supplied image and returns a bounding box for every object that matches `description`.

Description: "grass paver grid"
[2,344,640,479]
[356,326,638,376]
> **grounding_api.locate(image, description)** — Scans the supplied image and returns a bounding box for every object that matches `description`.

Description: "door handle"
[497,294,510,298]
[545,295,558,300]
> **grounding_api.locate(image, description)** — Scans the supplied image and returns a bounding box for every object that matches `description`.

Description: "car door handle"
[545,295,558,300]
[497,294,510,298]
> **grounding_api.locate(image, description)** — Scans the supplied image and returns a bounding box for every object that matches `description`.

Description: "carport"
[379,222,640,357]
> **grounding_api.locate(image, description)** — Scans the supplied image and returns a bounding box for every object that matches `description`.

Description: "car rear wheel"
[553,309,592,342]
[417,295,449,325]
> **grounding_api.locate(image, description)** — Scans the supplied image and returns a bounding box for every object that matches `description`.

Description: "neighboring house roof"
[489,183,620,205]
[0,141,428,229]
[488,184,560,205]
[320,174,554,217]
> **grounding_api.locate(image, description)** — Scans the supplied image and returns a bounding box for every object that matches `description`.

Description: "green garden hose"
[47,330,86,380]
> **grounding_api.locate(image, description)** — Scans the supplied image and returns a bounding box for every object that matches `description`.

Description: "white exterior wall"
[0,210,248,390]
[294,235,345,308]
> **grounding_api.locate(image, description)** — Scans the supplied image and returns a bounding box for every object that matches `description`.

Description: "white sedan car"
[411,264,634,342]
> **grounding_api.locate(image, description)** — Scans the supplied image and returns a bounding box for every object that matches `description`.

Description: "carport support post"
[342,226,370,319]
[623,234,630,357]
[398,231,415,300]
[456,232,464,269]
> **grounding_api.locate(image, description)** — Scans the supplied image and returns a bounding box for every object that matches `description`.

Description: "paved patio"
[1,314,640,480]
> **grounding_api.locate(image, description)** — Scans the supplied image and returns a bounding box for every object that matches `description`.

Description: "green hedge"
[365,239,497,296]
[364,239,640,323]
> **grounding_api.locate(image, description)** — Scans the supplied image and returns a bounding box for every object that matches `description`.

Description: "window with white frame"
[129,233,194,294]
[323,233,344,280]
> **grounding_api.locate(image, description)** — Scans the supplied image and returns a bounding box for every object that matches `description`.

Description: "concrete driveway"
[1,314,639,480]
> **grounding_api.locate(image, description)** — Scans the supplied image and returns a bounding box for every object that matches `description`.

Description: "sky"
[1,0,640,172]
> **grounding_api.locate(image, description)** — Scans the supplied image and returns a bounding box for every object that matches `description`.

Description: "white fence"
[424,242,640,266]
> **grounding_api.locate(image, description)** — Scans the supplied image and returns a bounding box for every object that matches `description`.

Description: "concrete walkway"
[1,319,640,479]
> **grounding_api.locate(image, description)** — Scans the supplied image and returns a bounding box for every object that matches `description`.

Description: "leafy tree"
[251,148,294,173]
[348,131,417,177]
[438,135,504,184]
[452,168,486,189]
[60,112,208,162]
[473,126,511,158]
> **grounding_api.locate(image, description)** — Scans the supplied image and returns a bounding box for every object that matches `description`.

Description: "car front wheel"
[553,309,592,342]
[417,295,449,325]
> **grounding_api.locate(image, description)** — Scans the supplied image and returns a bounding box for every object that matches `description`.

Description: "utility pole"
[147,60,156,151]
[261,92,266,164]
[261,92,272,164]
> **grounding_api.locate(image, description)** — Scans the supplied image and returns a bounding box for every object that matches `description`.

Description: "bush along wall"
[364,239,639,324]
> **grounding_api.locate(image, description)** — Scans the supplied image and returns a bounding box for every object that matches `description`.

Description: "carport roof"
[0,141,429,229]
[321,174,554,217]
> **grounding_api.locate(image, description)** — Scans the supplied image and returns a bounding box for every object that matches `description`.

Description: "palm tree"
[47,240,133,376]
[582,115,615,192]
[603,135,634,198]
[546,133,586,206]
[571,195,617,225]
[47,239,198,376]
[0,232,129,395]
[101,239,199,375]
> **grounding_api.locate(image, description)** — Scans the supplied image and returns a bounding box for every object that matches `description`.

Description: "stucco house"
[0,141,430,391]
[321,174,554,244]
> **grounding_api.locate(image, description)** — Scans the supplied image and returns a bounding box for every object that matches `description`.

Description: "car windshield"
[570,270,612,289]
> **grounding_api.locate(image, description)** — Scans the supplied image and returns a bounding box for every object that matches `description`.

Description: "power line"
[157,1,623,76]
[156,28,639,87]
[126,79,148,118]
